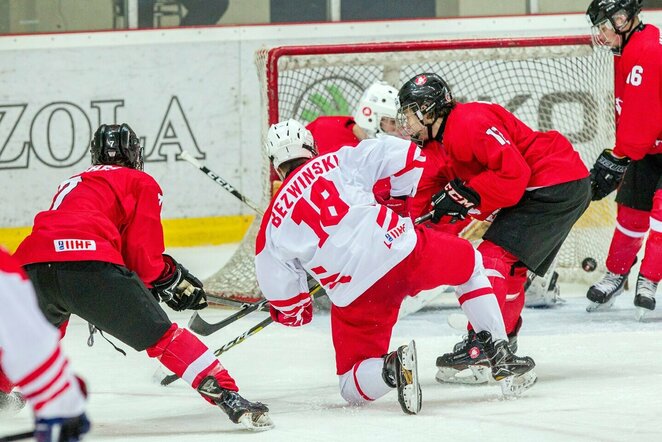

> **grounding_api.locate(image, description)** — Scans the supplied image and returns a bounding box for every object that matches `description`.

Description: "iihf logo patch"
[54,239,96,252]
[414,75,427,85]
[362,106,372,116]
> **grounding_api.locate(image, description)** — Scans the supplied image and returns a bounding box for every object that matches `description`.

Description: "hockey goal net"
[204,36,616,302]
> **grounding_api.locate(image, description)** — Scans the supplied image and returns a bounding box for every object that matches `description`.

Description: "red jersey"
[442,102,589,220]
[306,116,360,155]
[613,24,662,160]
[306,115,393,199]
[13,165,167,286]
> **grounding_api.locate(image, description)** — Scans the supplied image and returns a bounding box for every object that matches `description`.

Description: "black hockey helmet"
[396,73,455,142]
[586,0,642,27]
[90,123,143,170]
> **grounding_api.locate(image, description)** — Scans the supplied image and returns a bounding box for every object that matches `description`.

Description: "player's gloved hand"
[375,193,409,217]
[590,149,630,201]
[430,178,480,223]
[35,413,91,442]
[153,254,208,311]
[269,298,313,327]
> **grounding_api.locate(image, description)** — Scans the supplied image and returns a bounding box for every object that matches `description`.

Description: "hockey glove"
[375,193,409,217]
[35,413,91,442]
[430,178,480,223]
[269,298,313,327]
[590,149,630,201]
[153,254,208,311]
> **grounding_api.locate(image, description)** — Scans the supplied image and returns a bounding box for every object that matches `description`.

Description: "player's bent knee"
[338,371,372,405]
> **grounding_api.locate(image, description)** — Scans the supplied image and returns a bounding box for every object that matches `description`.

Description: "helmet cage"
[586,0,642,52]
[91,123,143,170]
[396,102,430,142]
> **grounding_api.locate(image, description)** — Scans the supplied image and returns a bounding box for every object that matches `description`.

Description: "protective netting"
[205,37,616,301]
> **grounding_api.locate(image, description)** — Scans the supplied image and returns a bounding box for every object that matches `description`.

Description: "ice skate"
[586,271,628,312]
[0,390,26,414]
[634,274,658,321]
[475,331,537,398]
[383,340,421,414]
[435,330,491,385]
[197,376,274,431]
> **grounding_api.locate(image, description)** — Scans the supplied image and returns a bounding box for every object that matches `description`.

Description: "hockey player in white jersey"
[255,120,537,414]
[0,248,90,441]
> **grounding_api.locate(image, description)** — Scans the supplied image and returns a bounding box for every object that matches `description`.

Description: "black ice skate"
[435,330,491,385]
[586,271,629,312]
[197,376,273,431]
[634,274,658,321]
[0,390,26,414]
[383,340,421,414]
[475,331,537,397]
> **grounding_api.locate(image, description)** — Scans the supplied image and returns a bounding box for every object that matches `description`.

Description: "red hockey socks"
[640,192,662,282]
[606,205,648,275]
[147,324,238,395]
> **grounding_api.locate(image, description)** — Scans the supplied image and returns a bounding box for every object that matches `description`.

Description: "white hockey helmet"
[353,81,399,137]
[265,119,317,178]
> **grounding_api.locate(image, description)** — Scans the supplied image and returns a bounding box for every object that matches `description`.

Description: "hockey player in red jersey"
[585,0,662,319]
[306,80,400,155]
[305,81,407,215]
[396,73,591,384]
[255,119,537,415]
[12,124,272,431]
[0,248,90,441]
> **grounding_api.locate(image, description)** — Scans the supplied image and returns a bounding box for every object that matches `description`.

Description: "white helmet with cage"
[353,81,399,138]
[265,119,317,178]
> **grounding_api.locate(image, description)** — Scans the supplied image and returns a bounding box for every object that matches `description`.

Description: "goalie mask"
[587,0,643,54]
[90,123,143,170]
[265,119,318,180]
[353,81,399,138]
[397,73,455,143]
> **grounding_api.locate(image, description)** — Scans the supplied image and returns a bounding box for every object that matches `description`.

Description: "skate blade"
[237,412,274,431]
[398,340,421,415]
[586,297,617,312]
[635,307,650,322]
[498,371,537,398]
[435,366,490,385]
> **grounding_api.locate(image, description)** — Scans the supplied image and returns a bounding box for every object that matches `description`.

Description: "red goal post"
[203,36,616,302]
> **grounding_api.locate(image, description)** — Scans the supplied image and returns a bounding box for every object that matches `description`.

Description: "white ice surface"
[2,245,662,441]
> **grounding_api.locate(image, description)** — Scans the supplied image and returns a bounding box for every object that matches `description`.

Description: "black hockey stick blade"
[188,298,269,336]
[0,430,34,442]
[160,373,179,387]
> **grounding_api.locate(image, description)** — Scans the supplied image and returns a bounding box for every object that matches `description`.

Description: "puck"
[582,257,597,272]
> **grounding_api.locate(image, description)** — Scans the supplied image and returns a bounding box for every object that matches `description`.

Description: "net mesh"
[205,37,616,301]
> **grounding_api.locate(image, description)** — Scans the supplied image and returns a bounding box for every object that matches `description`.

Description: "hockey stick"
[188,298,269,336]
[179,150,263,214]
[161,286,324,386]
[0,430,33,442]
[188,282,324,336]
[160,317,273,386]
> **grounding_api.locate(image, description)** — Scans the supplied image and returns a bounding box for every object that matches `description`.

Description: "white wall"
[1,11,661,227]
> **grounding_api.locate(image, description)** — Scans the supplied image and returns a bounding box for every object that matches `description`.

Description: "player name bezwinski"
[270,154,339,227]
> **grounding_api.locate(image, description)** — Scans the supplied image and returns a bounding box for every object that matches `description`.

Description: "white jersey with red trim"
[255,136,425,308]
[0,248,86,419]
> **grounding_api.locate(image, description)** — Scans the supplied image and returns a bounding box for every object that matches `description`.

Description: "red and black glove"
[430,178,480,224]
[269,297,313,327]
[152,254,208,311]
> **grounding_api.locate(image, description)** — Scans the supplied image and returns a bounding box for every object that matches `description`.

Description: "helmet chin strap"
[614,19,644,54]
